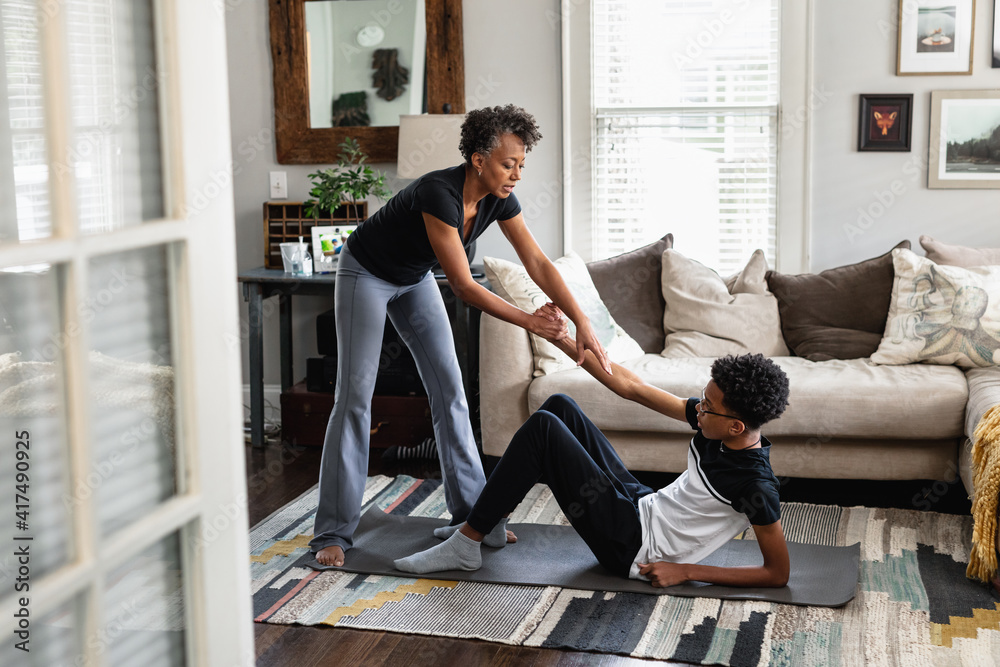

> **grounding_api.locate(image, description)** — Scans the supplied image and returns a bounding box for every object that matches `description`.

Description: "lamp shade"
[396,114,465,179]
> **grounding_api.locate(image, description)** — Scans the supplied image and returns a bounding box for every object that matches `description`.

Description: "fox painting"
[870,106,901,142]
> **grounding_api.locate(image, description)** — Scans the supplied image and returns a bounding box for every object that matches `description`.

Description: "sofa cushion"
[660,249,789,358]
[586,233,673,354]
[528,355,967,439]
[920,235,1000,268]
[872,248,1000,368]
[483,252,644,376]
[765,240,910,361]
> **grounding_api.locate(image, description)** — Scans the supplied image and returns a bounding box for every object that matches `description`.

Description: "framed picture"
[858,94,914,151]
[896,0,975,75]
[928,90,1000,188]
[994,0,999,67]
[311,224,357,273]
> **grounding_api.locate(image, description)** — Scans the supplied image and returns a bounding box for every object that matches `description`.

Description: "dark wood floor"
[246,440,973,667]
[247,442,690,666]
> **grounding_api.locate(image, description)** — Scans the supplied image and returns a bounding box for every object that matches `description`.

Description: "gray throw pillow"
[919,235,1000,268]
[765,240,910,361]
[587,233,674,354]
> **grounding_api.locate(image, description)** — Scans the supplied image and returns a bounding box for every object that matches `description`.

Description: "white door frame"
[0,1,252,664]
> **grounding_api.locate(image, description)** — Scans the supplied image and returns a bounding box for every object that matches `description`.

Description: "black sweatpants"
[466,394,652,576]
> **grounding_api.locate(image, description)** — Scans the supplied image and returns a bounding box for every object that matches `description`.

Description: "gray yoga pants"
[309,244,486,553]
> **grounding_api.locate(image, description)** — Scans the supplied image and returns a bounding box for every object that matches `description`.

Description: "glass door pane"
[0,266,73,587]
[66,0,165,233]
[0,0,53,243]
[105,532,187,667]
[88,246,178,537]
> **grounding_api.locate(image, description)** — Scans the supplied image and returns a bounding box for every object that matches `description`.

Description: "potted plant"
[303,137,392,222]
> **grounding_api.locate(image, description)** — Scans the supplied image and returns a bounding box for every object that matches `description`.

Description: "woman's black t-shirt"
[346,165,522,285]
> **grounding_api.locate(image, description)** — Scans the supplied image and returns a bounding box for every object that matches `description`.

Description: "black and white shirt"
[629,398,781,579]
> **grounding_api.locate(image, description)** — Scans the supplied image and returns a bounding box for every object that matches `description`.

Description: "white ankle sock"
[432,518,508,547]
[394,530,482,573]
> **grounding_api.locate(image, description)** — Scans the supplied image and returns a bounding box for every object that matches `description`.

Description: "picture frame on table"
[858,94,914,151]
[311,225,357,273]
[928,90,1000,189]
[896,0,975,75]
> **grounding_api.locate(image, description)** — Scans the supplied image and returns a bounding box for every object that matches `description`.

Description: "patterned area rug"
[251,476,1000,665]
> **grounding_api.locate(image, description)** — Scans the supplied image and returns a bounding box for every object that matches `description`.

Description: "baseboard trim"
[242,384,284,427]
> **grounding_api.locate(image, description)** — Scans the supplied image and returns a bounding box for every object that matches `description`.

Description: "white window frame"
[0,1,252,665]
[561,0,812,273]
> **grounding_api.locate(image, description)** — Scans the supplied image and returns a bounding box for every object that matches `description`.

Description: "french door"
[0,1,252,665]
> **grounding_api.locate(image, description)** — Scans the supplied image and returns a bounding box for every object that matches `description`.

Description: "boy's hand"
[533,302,565,322]
[638,562,687,588]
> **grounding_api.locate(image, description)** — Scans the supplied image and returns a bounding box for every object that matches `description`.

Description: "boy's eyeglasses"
[697,390,744,423]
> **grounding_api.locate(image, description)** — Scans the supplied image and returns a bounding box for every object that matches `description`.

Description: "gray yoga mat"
[305,508,860,607]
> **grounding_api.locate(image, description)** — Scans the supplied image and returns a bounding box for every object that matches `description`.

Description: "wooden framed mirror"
[269,0,465,164]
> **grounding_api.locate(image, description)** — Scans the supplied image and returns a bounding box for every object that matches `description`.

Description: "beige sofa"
[480,314,981,490]
[478,238,1000,504]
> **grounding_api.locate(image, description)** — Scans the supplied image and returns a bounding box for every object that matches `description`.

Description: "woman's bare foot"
[316,545,345,567]
[506,529,517,544]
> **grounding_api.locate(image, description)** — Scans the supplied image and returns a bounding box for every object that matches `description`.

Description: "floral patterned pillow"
[871,248,1000,368]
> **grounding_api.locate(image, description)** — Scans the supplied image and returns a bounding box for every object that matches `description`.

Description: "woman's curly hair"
[459,104,542,163]
[710,354,789,431]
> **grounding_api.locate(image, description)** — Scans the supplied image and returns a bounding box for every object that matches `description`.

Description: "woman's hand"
[528,308,569,342]
[533,303,612,374]
[638,562,688,588]
[533,302,564,322]
[573,319,612,375]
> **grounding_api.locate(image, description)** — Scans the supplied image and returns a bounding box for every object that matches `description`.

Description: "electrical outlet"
[269,171,288,199]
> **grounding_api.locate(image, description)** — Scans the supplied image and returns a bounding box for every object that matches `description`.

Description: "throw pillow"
[919,235,1000,268]
[660,249,789,358]
[871,248,1000,368]
[765,241,911,361]
[586,233,674,354]
[483,252,645,376]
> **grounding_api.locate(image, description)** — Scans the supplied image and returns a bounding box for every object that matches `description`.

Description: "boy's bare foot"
[316,545,345,566]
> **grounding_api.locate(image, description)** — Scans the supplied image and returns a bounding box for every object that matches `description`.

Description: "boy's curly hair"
[459,105,542,162]
[711,354,789,431]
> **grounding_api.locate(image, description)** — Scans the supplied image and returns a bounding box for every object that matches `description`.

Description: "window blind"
[592,0,780,275]
[2,0,163,243]
[2,0,51,242]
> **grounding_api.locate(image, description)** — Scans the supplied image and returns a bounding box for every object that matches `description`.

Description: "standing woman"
[312,104,612,566]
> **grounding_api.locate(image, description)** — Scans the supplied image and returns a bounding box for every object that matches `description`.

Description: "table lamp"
[396,114,466,179]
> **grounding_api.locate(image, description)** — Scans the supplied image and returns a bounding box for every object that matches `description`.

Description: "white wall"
[224,1,563,394]
[809,0,1000,272]
[225,0,1000,392]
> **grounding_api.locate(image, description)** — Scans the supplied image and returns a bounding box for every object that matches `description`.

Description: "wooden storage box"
[280,381,433,448]
[263,201,367,269]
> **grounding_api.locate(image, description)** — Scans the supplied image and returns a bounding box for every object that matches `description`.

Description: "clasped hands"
[530,302,612,375]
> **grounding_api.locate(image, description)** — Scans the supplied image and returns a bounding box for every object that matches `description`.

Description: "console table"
[238,266,485,448]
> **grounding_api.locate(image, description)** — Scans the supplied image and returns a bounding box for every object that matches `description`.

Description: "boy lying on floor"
[394,321,791,588]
